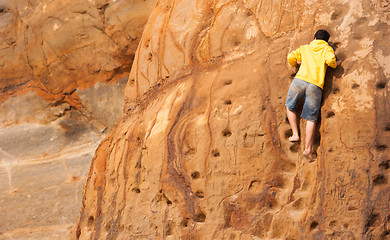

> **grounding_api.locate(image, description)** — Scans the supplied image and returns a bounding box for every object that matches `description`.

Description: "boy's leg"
[286,108,300,142]
[303,120,316,160]
[301,82,322,160]
[285,79,306,142]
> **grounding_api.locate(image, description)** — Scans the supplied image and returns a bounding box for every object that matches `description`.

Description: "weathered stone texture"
[0,0,155,239]
[0,0,155,105]
[74,0,390,239]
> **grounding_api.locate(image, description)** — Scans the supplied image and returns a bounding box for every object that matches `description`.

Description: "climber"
[285,29,341,161]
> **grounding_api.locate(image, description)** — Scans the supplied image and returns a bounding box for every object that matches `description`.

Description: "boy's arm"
[287,46,302,67]
[325,46,337,68]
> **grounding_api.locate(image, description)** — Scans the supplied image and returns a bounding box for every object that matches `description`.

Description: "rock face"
[74,0,390,239]
[0,0,155,105]
[0,0,155,239]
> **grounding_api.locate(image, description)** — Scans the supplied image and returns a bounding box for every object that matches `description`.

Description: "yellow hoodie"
[287,40,337,89]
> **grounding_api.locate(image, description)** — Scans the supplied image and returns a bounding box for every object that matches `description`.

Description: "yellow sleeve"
[287,46,302,67]
[325,46,337,68]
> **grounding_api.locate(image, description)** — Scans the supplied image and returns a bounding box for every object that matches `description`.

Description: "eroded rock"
[0,0,155,239]
[74,0,390,239]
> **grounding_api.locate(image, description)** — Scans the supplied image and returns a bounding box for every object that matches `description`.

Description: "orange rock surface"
[74,0,390,239]
[0,0,155,239]
[0,0,155,106]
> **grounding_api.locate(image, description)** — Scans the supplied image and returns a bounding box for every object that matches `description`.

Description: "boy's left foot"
[303,150,316,162]
[288,134,300,142]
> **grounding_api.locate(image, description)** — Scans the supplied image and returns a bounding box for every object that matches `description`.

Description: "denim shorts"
[285,78,322,122]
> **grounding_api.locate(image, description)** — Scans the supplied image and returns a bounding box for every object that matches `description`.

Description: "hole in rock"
[310,221,319,230]
[243,132,247,140]
[194,211,206,222]
[332,87,340,94]
[88,216,94,227]
[222,129,232,137]
[181,218,189,227]
[376,82,386,89]
[376,144,387,151]
[379,160,390,169]
[191,171,201,179]
[365,213,378,231]
[195,190,205,198]
[132,187,141,193]
[344,223,349,228]
[289,143,300,153]
[248,180,260,190]
[328,148,333,152]
[234,41,241,46]
[212,149,220,157]
[225,99,232,105]
[224,79,232,85]
[284,129,293,139]
[352,83,360,89]
[326,111,335,118]
[373,174,387,185]
[385,123,390,131]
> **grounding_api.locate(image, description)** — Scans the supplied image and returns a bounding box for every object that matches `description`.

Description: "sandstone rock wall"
[0,0,155,239]
[0,0,155,106]
[75,0,390,239]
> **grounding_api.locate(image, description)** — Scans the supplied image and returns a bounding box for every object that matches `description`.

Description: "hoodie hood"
[309,39,329,52]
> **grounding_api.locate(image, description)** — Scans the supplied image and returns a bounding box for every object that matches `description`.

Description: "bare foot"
[288,134,300,142]
[303,150,316,162]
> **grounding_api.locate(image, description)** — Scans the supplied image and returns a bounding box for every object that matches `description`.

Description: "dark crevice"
[222,129,232,137]
[376,144,387,151]
[194,211,206,222]
[191,171,200,179]
[310,221,319,230]
[376,82,386,89]
[326,111,335,118]
[212,149,220,157]
[88,216,94,227]
[224,79,232,85]
[352,83,360,89]
[373,174,387,185]
[364,212,378,233]
[379,160,389,169]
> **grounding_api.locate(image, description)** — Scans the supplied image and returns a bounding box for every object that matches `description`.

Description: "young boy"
[286,29,340,160]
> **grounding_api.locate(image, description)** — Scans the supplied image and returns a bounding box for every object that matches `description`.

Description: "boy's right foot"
[303,150,316,162]
[288,134,300,142]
